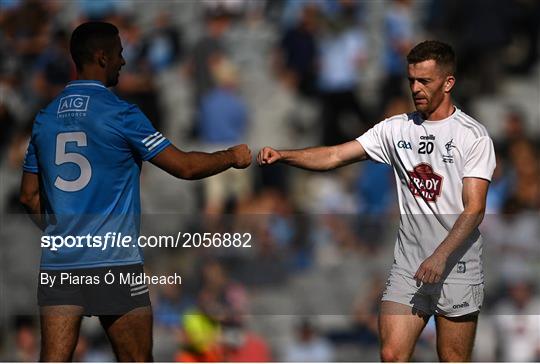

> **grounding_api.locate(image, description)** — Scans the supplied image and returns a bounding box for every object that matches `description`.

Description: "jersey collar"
[65,80,107,89]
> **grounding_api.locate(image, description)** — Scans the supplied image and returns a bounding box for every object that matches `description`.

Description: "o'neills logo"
[407,163,443,202]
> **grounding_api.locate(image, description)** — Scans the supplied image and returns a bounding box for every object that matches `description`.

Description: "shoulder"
[452,110,490,140]
[98,92,138,118]
[378,112,411,128]
[100,90,131,110]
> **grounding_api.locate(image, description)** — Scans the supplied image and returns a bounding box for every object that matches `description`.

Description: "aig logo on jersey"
[57,95,90,118]
[397,140,412,150]
[407,163,443,202]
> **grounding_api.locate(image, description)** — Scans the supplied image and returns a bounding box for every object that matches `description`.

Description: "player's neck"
[77,68,107,86]
[422,99,455,121]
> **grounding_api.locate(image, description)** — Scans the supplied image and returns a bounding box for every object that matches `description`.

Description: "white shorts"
[382,270,484,317]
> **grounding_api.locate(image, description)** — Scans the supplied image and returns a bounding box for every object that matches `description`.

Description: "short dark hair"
[406,40,456,76]
[70,22,119,71]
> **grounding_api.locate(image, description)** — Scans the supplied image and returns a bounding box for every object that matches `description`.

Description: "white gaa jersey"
[357,107,496,284]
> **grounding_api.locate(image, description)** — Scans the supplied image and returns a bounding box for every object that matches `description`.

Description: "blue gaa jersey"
[23,80,171,270]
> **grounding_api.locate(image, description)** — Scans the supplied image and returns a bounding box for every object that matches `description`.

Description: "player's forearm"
[181,150,235,180]
[20,193,45,230]
[435,209,485,259]
[151,144,250,179]
[280,146,341,171]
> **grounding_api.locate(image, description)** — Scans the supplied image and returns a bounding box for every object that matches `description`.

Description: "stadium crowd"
[1,0,539,361]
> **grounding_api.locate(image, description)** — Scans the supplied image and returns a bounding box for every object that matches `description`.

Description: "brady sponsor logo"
[457,261,466,273]
[452,301,470,310]
[420,134,435,140]
[407,163,443,202]
[57,95,89,117]
[397,140,412,150]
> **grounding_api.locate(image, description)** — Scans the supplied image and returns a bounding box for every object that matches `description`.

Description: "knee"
[117,349,152,362]
[438,347,470,362]
[118,353,152,362]
[380,345,409,362]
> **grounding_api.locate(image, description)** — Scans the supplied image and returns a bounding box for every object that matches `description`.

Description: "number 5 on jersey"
[54,132,92,192]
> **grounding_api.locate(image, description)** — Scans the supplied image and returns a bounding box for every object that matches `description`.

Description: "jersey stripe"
[456,115,486,138]
[143,133,163,147]
[141,131,160,145]
[148,136,166,151]
[131,288,149,296]
[455,115,480,138]
[460,113,488,136]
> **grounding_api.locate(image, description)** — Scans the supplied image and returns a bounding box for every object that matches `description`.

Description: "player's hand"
[257,147,282,166]
[414,252,447,285]
[228,144,252,169]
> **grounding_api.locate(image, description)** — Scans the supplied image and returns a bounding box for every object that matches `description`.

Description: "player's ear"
[96,49,107,68]
[444,75,455,93]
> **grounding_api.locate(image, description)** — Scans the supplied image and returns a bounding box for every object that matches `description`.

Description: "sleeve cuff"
[462,174,492,182]
[23,165,39,173]
[142,139,171,161]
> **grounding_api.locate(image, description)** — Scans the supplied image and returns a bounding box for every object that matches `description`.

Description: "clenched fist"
[228,144,252,169]
[257,147,282,165]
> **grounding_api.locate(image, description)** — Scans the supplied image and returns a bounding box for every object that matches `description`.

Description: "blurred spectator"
[507,139,540,210]
[11,316,38,362]
[199,59,251,214]
[32,28,76,104]
[176,308,271,362]
[141,12,183,74]
[280,0,327,29]
[354,161,394,249]
[276,3,320,98]
[0,102,18,158]
[493,280,540,362]
[486,107,531,213]
[317,2,368,145]
[115,15,163,129]
[186,8,231,112]
[495,106,530,159]
[354,98,402,240]
[504,0,540,74]
[4,123,32,213]
[380,0,415,110]
[202,0,247,19]
[176,308,222,362]
[75,0,126,21]
[154,284,193,330]
[199,60,248,145]
[283,318,334,362]
[198,260,249,325]
[327,277,382,347]
[73,334,115,362]
[220,322,272,362]
[485,153,513,214]
[0,0,51,68]
[176,261,253,362]
[431,0,512,104]
[484,196,540,282]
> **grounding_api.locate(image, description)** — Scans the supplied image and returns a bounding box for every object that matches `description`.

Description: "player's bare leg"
[435,313,478,362]
[40,305,84,361]
[378,301,430,362]
[99,306,153,362]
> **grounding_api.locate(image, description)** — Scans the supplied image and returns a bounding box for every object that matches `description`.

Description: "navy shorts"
[38,263,151,316]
